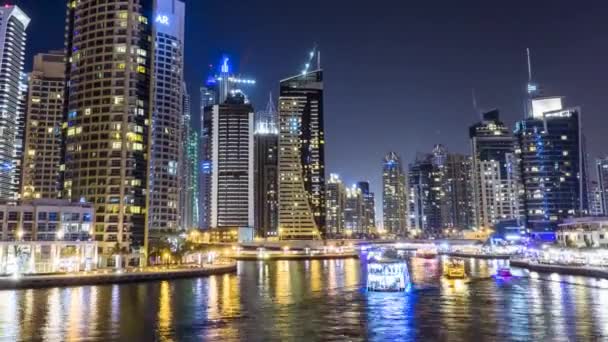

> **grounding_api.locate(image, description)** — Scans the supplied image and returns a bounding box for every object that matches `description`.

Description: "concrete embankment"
[511,260,608,279]
[230,252,359,261]
[439,252,511,260]
[0,263,237,290]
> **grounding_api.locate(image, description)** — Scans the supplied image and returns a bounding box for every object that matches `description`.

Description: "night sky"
[13,0,608,214]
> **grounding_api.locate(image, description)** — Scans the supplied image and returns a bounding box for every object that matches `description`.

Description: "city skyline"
[15,0,608,214]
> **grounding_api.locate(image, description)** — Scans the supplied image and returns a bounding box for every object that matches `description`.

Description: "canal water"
[1,257,607,341]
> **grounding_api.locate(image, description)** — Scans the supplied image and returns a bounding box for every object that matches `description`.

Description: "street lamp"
[56,230,65,240]
[16,230,23,240]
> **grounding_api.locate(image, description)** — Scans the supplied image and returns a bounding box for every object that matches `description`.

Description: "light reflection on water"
[0,257,607,341]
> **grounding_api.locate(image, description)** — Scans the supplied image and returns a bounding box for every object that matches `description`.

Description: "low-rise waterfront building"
[556,217,608,248]
[0,199,93,241]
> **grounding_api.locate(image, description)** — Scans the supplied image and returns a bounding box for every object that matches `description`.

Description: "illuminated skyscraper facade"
[344,185,365,235]
[149,0,185,237]
[470,110,520,229]
[443,154,475,230]
[383,152,407,235]
[254,95,279,237]
[408,153,441,236]
[63,0,154,257]
[278,66,325,239]
[21,51,65,200]
[325,173,346,236]
[589,181,604,216]
[357,181,376,233]
[0,6,29,201]
[515,98,587,233]
[204,94,254,228]
[179,83,199,230]
[596,158,608,216]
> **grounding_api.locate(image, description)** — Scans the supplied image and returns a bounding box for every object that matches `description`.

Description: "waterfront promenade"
[0,262,237,290]
[230,251,358,261]
[511,259,608,279]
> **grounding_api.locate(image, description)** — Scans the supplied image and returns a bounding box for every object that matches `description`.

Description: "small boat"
[415,248,438,259]
[496,267,513,278]
[444,259,466,279]
[367,259,411,292]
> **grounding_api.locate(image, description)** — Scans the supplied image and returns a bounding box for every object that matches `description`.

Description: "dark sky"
[13,0,608,213]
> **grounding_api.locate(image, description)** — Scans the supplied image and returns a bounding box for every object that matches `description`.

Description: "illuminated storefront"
[0,241,97,275]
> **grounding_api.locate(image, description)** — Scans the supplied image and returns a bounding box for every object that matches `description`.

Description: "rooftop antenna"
[317,50,321,69]
[301,45,318,75]
[526,48,533,83]
[472,88,481,119]
[265,92,276,117]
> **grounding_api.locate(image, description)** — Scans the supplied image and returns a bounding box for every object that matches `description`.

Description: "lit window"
[112,142,122,149]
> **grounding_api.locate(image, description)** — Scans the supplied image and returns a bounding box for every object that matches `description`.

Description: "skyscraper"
[383,152,407,235]
[588,181,604,217]
[13,72,29,199]
[596,158,608,215]
[254,94,279,238]
[443,154,475,230]
[179,83,199,230]
[344,185,365,235]
[278,54,325,239]
[408,153,442,236]
[515,97,587,233]
[63,0,154,260]
[149,0,185,237]
[21,51,65,200]
[204,93,254,228]
[0,6,29,201]
[325,173,346,236]
[357,181,376,233]
[469,110,520,229]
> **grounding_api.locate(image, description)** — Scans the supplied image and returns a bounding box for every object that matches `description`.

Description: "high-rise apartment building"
[409,146,474,236]
[469,110,520,229]
[21,51,65,200]
[344,185,365,235]
[409,153,443,236]
[596,158,608,216]
[204,93,254,228]
[179,83,199,230]
[13,72,29,199]
[149,0,185,237]
[254,95,279,238]
[325,173,346,236]
[515,97,587,233]
[357,181,376,233]
[278,60,325,239]
[588,181,604,216]
[0,6,29,201]
[443,154,474,230]
[63,0,154,258]
[382,152,407,235]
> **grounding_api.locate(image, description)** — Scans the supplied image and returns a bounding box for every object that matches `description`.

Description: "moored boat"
[443,259,466,279]
[367,259,411,292]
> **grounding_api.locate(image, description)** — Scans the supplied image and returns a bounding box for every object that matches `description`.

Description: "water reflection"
[0,257,607,341]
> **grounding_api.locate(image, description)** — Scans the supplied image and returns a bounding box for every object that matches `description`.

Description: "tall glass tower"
[383,152,407,235]
[21,51,65,200]
[0,5,29,201]
[469,110,520,229]
[515,99,587,235]
[278,59,325,239]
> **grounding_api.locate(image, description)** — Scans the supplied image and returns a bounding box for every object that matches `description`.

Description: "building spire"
[265,91,276,117]
[526,48,533,83]
[472,88,480,119]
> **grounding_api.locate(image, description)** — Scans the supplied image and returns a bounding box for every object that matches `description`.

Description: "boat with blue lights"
[366,258,411,292]
[495,267,513,278]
